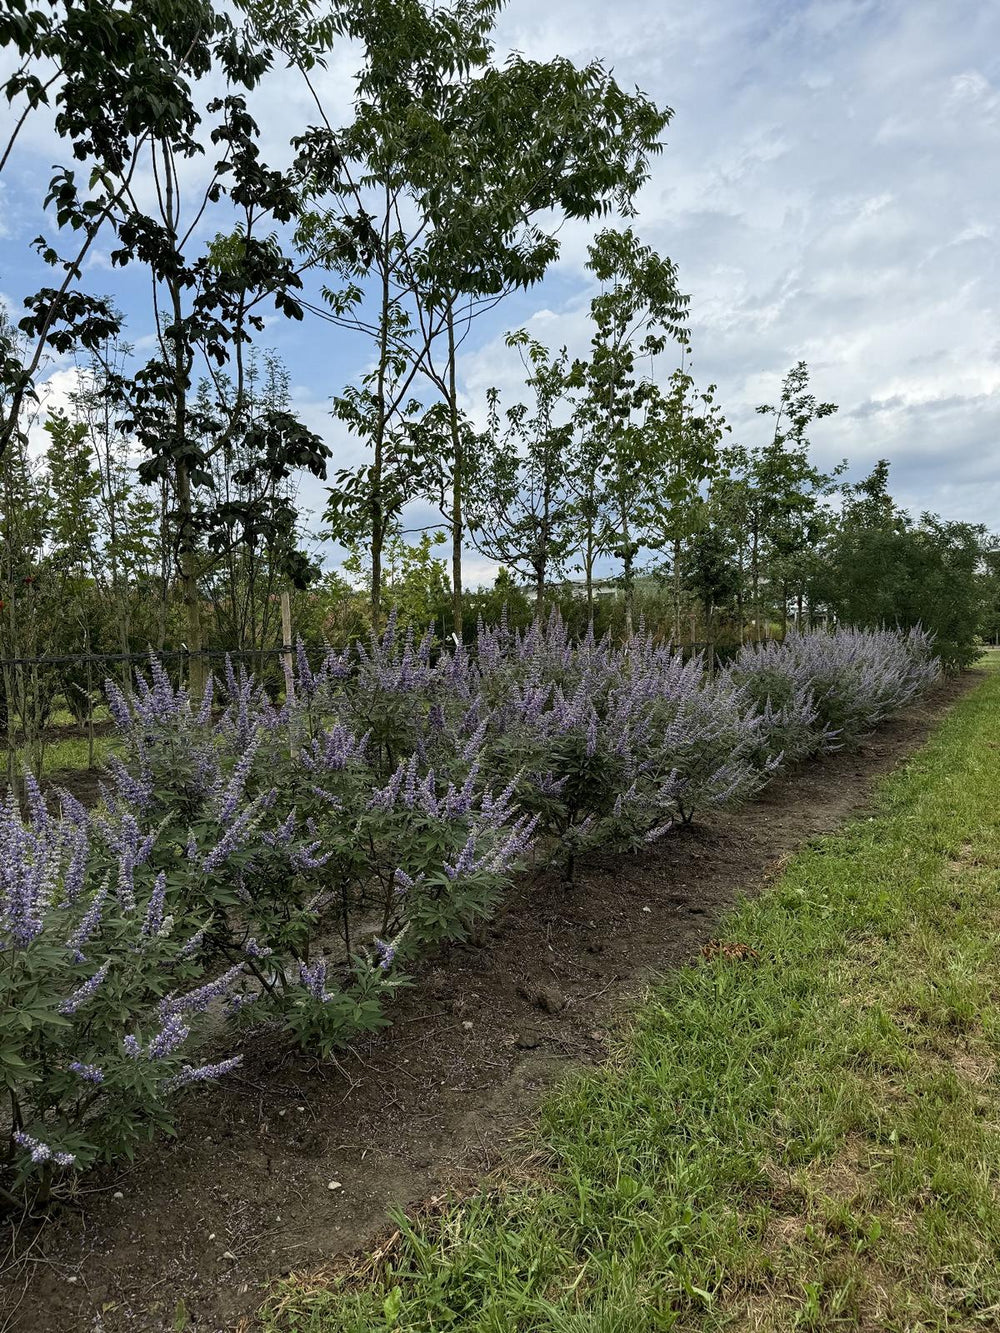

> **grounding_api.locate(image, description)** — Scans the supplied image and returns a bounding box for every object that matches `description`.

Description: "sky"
[1,0,999,587]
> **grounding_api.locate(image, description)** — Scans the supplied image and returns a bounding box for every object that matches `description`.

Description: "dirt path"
[0,674,976,1333]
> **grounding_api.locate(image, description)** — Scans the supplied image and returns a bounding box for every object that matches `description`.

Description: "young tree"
[749,361,840,636]
[815,460,992,668]
[641,360,728,641]
[710,363,839,641]
[467,334,576,614]
[0,0,269,459]
[69,337,166,656]
[105,109,332,688]
[575,228,688,635]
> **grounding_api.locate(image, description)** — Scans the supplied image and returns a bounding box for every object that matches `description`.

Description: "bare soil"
[0,675,974,1333]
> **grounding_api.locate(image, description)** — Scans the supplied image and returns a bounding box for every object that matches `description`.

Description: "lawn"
[262,659,1000,1332]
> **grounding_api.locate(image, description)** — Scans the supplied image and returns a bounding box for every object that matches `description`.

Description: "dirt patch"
[0,674,975,1333]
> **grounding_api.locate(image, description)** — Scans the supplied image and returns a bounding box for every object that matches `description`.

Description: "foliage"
[812,462,989,670]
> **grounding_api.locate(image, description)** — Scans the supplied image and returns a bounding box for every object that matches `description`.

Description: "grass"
[7,733,117,778]
[5,697,118,779]
[260,661,1000,1333]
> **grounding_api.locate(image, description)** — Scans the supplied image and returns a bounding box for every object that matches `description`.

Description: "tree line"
[0,0,993,741]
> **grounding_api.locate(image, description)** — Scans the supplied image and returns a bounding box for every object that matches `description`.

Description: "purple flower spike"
[69,1060,105,1084]
[59,960,110,1015]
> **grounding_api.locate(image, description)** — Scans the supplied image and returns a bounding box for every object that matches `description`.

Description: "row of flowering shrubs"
[0,618,939,1204]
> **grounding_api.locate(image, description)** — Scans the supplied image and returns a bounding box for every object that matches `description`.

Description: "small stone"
[222,1251,237,1261]
[208,1233,216,1241]
[67,1275,78,1284]
[328,1180,342,1191]
[642,906,651,913]
[112,1190,124,1200]
[461,1020,473,1030]
[297,1105,305,1112]
[515,1032,541,1049]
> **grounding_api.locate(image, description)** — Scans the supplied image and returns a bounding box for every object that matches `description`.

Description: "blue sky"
[2,0,999,586]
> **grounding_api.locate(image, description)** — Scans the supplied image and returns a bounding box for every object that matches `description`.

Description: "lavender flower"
[146,1013,191,1059]
[162,1055,242,1093]
[196,673,215,725]
[66,880,109,963]
[159,963,246,1020]
[141,871,167,939]
[59,960,110,1015]
[177,925,207,960]
[13,1130,75,1167]
[297,956,329,1000]
[69,1061,104,1084]
[374,937,396,970]
[217,735,261,825]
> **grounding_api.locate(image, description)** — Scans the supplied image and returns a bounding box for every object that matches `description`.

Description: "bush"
[0,621,939,1205]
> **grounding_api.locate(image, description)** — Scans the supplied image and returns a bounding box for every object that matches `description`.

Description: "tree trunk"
[622,549,634,639]
[447,310,463,641]
[370,225,391,633]
[175,456,204,694]
[585,518,595,626]
[671,535,681,644]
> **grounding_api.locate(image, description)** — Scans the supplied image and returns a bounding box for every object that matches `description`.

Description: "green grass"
[8,733,117,778]
[261,663,1000,1333]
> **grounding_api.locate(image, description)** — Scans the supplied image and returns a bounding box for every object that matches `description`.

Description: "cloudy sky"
[2,0,998,584]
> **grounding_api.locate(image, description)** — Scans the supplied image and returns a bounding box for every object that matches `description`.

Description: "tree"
[815,460,992,668]
[641,360,728,641]
[69,335,166,657]
[0,0,266,458]
[749,361,840,635]
[103,102,332,688]
[710,363,839,641]
[292,0,673,635]
[3,3,336,689]
[575,228,688,634]
[467,334,576,614]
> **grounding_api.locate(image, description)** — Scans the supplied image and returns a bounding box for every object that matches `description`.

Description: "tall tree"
[749,361,840,635]
[0,0,265,458]
[641,360,728,641]
[291,0,672,634]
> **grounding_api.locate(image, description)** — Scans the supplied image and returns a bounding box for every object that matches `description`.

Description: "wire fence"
[0,642,303,791]
[0,646,292,669]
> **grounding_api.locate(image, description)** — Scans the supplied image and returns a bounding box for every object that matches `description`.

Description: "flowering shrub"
[0,779,242,1204]
[0,619,939,1204]
[725,626,940,750]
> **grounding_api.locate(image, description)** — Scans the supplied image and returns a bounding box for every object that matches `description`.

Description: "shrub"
[1,619,940,1204]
